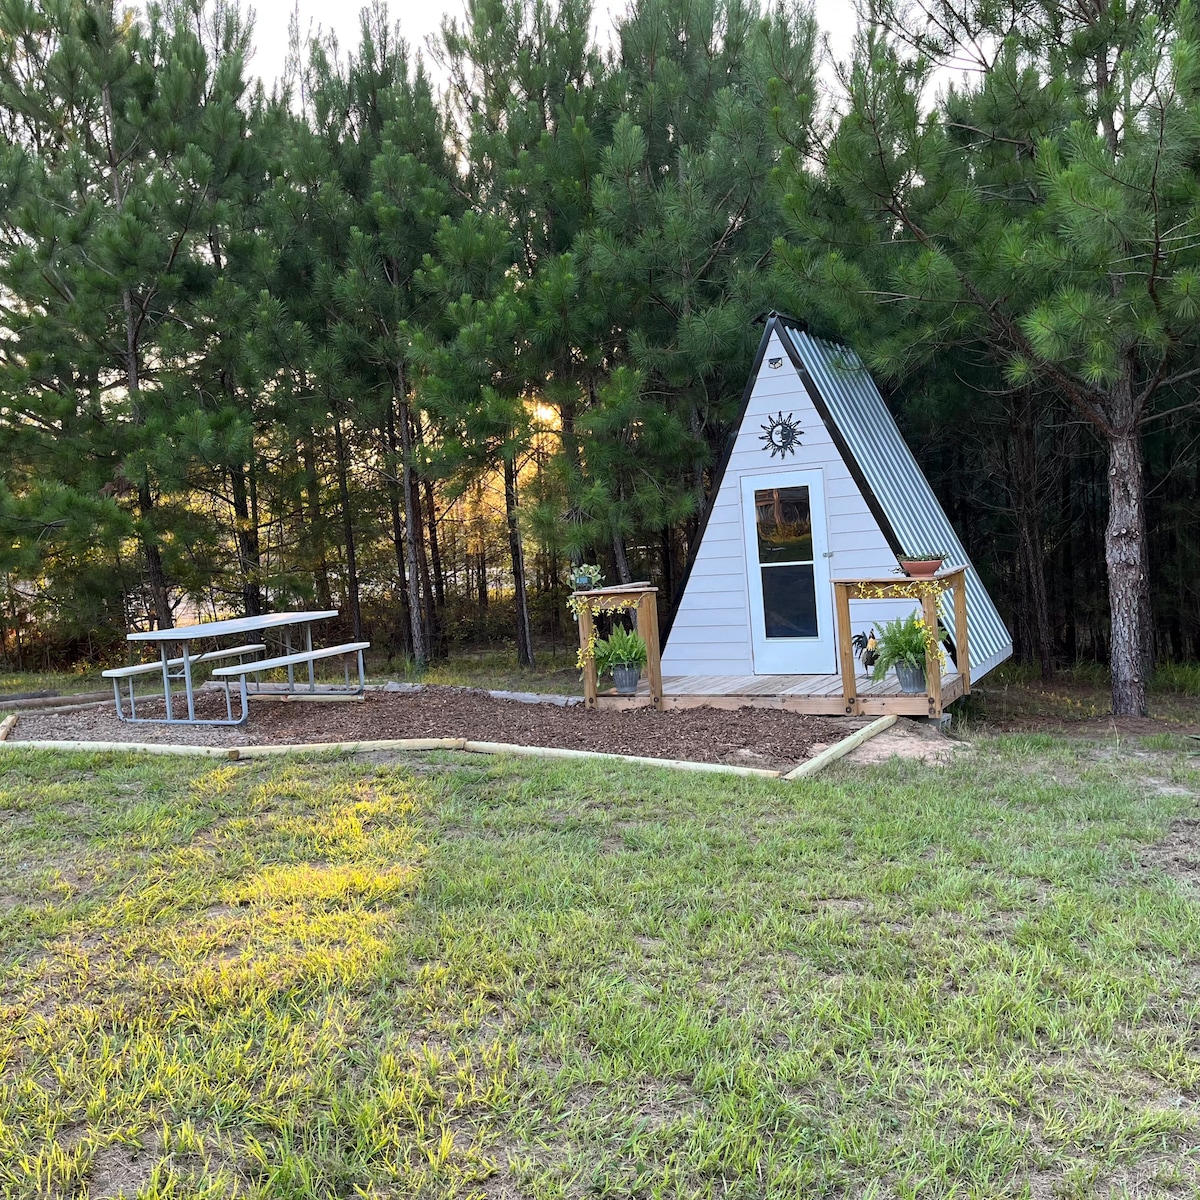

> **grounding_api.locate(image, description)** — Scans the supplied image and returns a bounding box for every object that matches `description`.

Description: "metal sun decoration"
[759,412,803,459]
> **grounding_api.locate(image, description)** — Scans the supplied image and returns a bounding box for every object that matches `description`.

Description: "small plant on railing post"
[896,551,947,578]
[570,563,605,591]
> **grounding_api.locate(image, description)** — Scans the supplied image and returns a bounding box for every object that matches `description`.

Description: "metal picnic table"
[121,610,339,726]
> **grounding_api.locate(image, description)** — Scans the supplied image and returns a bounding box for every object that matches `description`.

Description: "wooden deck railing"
[573,571,970,719]
[572,583,664,711]
[833,568,970,718]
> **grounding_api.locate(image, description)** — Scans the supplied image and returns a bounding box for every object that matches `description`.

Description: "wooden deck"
[574,572,971,719]
[593,669,966,717]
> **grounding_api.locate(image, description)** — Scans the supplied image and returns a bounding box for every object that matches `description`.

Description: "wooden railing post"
[638,592,664,712]
[578,602,597,708]
[922,590,943,717]
[834,581,859,716]
[951,568,971,695]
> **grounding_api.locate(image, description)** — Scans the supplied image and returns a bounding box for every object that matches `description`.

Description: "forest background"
[2,0,1198,716]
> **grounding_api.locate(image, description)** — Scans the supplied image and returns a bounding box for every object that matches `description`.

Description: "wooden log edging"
[783,715,898,779]
[3,738,239,759]
[456,740,779,777]
[2,734,782,778]
[3,723,901,782]
[0,714,17,743]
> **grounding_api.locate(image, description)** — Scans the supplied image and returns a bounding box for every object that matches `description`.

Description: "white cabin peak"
[661,313,1013,680]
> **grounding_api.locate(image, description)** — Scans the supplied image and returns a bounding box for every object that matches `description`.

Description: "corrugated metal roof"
[785,325,1013,677]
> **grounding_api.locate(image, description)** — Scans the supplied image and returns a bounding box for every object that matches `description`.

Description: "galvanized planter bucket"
[894,663,927,694]
[612,665,642,695]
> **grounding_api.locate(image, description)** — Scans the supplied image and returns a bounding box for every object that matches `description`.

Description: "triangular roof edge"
[660,315,901,646]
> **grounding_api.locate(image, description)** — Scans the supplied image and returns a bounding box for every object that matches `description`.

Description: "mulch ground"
[8,686,859,771]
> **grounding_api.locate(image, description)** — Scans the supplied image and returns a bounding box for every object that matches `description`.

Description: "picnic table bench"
[111,610,367,727]
[103,643,266,722]
[211,641,369,707]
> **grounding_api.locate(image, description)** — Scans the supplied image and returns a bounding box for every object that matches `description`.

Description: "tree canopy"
[1,0,1198,714]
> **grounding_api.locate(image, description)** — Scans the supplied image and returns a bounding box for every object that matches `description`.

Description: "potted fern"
[871,612,947,693]
[593,627,648,695]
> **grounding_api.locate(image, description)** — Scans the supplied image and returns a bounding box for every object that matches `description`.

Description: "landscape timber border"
[0,714,901,779]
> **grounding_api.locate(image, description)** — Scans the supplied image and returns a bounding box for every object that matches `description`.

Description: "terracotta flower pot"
[894,662,927,693]
[898,557,944,578]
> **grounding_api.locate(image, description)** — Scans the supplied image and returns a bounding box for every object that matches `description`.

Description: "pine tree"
[415,213,539,665]
[429,0,608,663]
[0,0,260,632]
[777,0,1200,715]
[577,0,818,581]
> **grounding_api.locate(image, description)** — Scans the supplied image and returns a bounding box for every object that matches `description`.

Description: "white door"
[741,470,836,674]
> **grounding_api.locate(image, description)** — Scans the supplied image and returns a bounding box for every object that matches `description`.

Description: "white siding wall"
[662,332,916,676]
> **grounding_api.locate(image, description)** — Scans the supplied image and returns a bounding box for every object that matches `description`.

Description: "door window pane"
[761,564,818,638]
[754,486,813,563]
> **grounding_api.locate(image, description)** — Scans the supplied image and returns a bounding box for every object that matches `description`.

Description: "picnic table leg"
[111,677,126,721]
[285,629,295,692]
[160,645,175,722]
[357,648,365,694]
[181,641,196,722]
[306,626,315,692]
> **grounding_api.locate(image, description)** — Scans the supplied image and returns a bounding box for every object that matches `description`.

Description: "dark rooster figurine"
[851,629,878,674]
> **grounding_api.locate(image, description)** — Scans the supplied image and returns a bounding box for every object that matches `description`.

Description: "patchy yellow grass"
[1,738,1199,1198]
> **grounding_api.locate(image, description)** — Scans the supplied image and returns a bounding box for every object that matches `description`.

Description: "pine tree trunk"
[302,431,334,611]
[138,483,172,630]
[409,414,440,654]
[411,486,438,657]
[333,419,363,642]
[1061,451,1077,663]
[423,477,446,609]
[120,287,171,630]
[230,463,263,618]
[382,405,414,659]
[398,400,432,667]
[395,394,427,666]
[504,455,535,667]
[560,390,586,563]
[613,534,632,584]
[1010,397,1053,678]
[1106,426,1149,716]
[1015,502,1053,678]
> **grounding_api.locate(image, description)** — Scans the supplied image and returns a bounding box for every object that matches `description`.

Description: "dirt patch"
[1142,817,1200,887]
[89,1138,157,1199]
[844,720,965,766]
[12,686,858,772]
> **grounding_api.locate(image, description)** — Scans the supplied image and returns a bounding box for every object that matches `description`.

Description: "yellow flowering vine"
[568,594,642,671]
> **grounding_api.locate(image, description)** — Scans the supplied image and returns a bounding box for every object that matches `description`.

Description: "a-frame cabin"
[619,312,1012,717]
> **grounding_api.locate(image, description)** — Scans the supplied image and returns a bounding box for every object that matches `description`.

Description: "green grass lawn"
[0,670,106,698]
[1,737,1199,1198]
